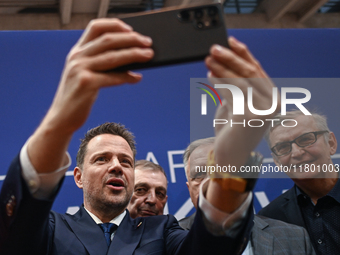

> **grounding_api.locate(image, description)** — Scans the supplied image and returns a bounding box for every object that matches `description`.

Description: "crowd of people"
[0,14,338,255]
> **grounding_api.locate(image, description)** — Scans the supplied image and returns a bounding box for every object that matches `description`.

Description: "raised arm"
[27,19,154,175]
[205,37,280,212]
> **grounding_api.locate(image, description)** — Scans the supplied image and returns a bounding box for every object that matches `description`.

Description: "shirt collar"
[84,207,126,226]
[295,185,310,205]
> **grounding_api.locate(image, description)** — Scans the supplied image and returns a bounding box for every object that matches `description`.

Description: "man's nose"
[145,191,157,205]
[108,158,123,174]
[291,143,305,158]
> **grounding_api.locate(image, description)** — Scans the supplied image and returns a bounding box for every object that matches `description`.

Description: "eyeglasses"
[271,130,329,157]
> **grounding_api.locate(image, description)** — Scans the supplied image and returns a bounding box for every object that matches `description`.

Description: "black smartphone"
[113,3,228,71]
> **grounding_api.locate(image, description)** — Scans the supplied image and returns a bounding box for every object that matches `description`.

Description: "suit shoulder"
[178,213,195,230]
[255,215,310,243]
[256,215,304,232]
[138,214,170,222]
[136,214,178,228]
[257,187,294,216]
[139,214,187,235]
[253,216,314,254]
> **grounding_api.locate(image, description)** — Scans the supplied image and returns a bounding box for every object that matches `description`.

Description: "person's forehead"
[270,115,317,145]
[86,134,133,158]
[135,168,167,187]
[188,144,214,176]
[190,144,213,164]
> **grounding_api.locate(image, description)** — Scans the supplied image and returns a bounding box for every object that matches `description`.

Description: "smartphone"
[113,3,229,71]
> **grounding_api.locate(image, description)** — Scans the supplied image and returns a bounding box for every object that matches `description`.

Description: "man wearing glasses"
[180,137,316,255]
[258,110,339,255]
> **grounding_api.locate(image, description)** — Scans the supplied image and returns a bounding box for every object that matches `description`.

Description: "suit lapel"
[252,217,274,255]
[108,211,144,255]
[64,206,108,255]
[180,212,196,230]
[187,213,196,229]
[281,187,306,228]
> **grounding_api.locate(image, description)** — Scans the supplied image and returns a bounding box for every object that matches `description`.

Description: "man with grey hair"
[183,137,215,210]
[258,110,339,255]
[128,160,168,218]
[179,137,316,255]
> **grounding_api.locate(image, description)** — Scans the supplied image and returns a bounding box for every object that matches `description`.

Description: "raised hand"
[28,18,154,174]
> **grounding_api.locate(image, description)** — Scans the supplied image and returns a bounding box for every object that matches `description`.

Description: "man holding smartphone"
[0,18,274,255]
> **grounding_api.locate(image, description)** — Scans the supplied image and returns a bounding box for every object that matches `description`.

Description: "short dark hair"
[76,122,136,169]
[135,160,167,181]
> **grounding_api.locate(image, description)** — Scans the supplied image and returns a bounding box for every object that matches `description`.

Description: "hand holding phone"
[113,3,229,71]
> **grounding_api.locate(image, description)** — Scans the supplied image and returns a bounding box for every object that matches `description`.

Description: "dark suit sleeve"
[0,154,60,255]
[165,204,253,255]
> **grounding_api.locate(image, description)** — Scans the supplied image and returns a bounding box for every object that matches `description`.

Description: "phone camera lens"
[196,21,204,29]
[178,10,190,21]
[195,9,203,19]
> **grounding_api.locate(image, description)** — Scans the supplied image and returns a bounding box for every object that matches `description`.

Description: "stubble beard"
[84,186,133,218]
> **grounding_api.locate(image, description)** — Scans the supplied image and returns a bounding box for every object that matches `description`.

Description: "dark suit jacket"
[179,212,316,254]
[257,187,306,229]
[0,155,252,255]
[252,215,315,255]
[178,213,195,230]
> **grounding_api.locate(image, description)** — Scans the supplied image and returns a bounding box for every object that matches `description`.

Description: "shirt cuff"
[20,138,71,199]
[198,178,252,237]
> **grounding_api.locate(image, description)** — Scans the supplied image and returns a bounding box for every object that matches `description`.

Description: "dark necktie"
[99,223,118,246]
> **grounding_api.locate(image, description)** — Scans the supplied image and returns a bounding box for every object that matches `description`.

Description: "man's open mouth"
[106,178,125,190]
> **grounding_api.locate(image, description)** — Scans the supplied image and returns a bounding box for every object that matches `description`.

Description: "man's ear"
[328,132,337,155]
[74,167,83,189]
[186,181,189,190]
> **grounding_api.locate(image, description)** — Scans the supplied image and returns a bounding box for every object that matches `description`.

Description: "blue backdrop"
[0,28,339,219]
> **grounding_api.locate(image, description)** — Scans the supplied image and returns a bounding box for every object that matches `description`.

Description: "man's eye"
[156,192,166,200]
[192,172,207,179]
[135,188,146,195]
[192,177,204,184]
[298,137,314,145]
[96,157,106,162]
[192,175,204,180]
[276,143,290,151]
[121,159,132,166]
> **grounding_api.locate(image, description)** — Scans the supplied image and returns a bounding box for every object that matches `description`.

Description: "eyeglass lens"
[274,132,316,155]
